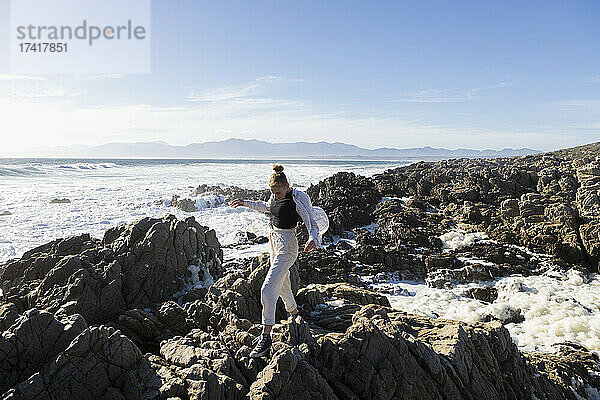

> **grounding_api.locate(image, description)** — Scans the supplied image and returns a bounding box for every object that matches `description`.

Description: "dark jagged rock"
[170,194,198,212]
[158,329,248,399]
[296,248,357,287]
[373,198,448,250]
[191,184,270,202]
[0,303,19,331]
[525,342,600,399]
[248,346,337,399]
[117,301,194,353]
[223,231,269,248]
[466,286,498,303]
[303,304,579,400]
[50,198,71,204]
[0,309,87,394]
[4,325,161,400]
[0,215,223,324]
[170,184,269,213]
[576,157,600,267]
[372,144,600,271]
[306,172,382,234]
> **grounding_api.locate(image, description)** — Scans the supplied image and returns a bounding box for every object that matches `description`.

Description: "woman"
[229,164,321,358]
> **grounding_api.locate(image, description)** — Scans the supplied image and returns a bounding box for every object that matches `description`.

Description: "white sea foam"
[173,262,216,299]
[188,264,214,289]
[0,159,402,262]
[194,194,226,210]
[439,230,488,250]
[363,268,600,354]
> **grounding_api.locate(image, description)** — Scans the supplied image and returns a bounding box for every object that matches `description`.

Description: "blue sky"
[0,0,599,153]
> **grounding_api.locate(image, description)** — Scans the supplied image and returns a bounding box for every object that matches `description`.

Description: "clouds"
[0,75,76,99]
[0,73,127,100]
[186,75,297,102]
[0,74,47,81]
[390,82,511,103]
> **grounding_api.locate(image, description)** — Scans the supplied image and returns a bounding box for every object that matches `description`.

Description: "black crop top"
[270,189,300,229]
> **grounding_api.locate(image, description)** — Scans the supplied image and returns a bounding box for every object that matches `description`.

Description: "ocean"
[0,158,405,262]
[1,157,599,355]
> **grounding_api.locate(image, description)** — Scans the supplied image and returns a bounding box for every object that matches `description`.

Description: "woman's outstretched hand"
[229,199,245,208]
[304,239,316,252]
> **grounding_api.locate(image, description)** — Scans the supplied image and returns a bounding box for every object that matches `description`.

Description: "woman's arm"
[229,198,272,213]
[293,190,320,249]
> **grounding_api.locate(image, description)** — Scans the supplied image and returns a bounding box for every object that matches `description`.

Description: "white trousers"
[261,227,299,325]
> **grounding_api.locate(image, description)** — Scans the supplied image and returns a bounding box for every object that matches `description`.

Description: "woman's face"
[270,184,289,200]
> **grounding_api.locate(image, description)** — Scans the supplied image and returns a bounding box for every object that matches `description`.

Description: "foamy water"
[439,229,489,250]
[362,267,600,354]
[0,158,403,262]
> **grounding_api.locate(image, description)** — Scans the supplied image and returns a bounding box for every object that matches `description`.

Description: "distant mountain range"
[7,139,540,159]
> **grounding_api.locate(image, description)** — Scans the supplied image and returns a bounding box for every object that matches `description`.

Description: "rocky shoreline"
[1,142,599,399]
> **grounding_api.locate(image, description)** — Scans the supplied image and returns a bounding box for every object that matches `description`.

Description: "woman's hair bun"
[272,164,284,173]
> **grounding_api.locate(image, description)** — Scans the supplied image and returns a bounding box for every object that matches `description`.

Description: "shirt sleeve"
[243,197,272,214]
[295,190,320,245]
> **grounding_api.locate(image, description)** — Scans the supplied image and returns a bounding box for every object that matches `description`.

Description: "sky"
[0,0,599,154]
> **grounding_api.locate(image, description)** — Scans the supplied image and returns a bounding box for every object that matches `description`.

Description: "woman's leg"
[278,234,299,316]
[261,231,297,333]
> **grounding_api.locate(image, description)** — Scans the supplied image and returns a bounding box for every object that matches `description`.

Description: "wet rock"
[227,231,268,247]
[306,172,382,234]
[178,286,208,304]
[296,248,357,286]
[118,308,170,351]
[296,283,390,333]
[462,200,483,223]
[426,264,495,288]
[191,184,270,202]
[405,197,429,210]
[370,149,599,269]
[500,198,520,220]
[335,240,353,251]
[425,253,462,270]
[233,231,257,244]
[297,283,390,312]
[519,192,545,221]
[353,227,383,247]
[465,286,498,303]
[373,198,446,250]
[170,194,197,212]
[576,157,600,271]
[482,305,525,325]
